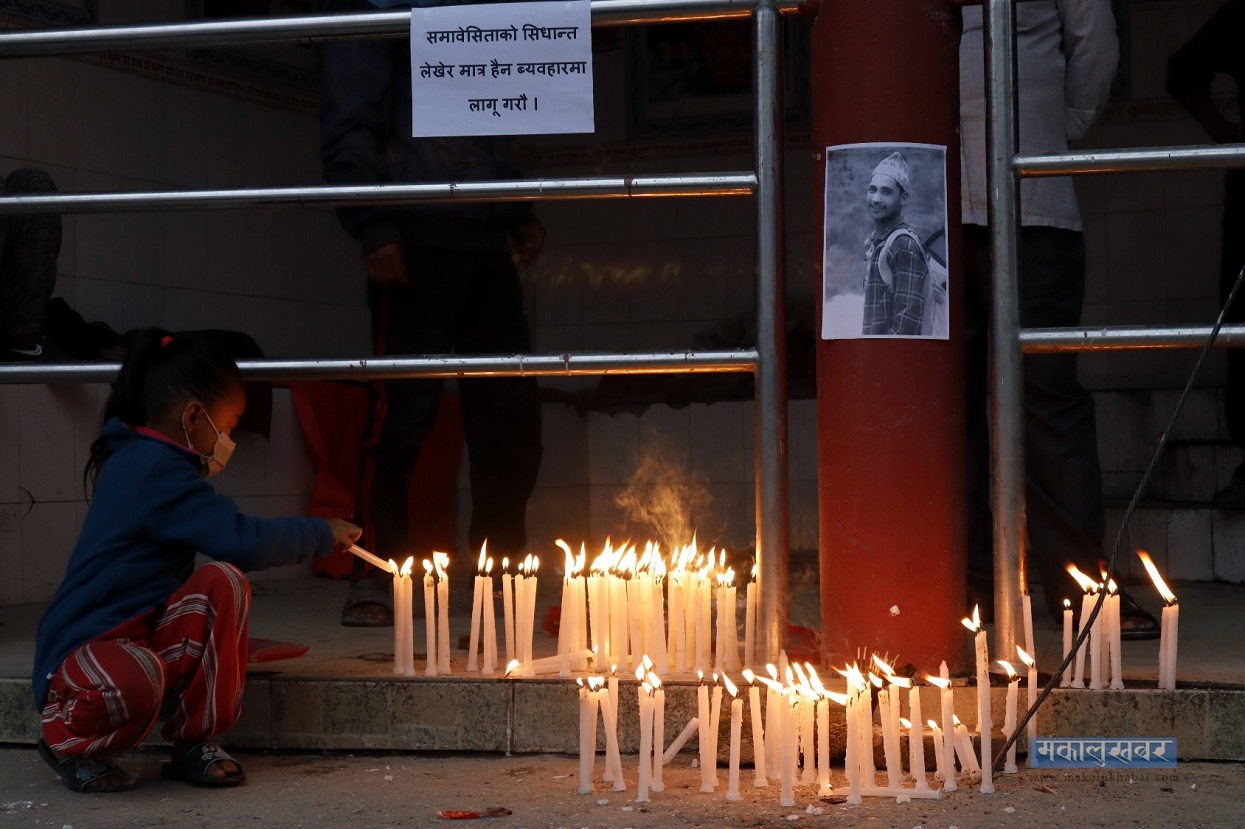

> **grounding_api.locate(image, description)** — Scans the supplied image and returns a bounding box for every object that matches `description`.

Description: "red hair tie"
[159,335,173,347]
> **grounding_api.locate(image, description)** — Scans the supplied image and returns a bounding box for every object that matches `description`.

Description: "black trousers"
[0,169,60,344]
[354,236,543,575]
[1220,171,1245,460]
[963,224,1105,622]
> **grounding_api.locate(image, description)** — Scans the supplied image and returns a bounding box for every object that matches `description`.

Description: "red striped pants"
[41,561,251,758]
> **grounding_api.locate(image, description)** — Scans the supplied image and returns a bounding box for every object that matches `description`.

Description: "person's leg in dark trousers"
[344,243,457,626]
[0,168,61,357]
[453,248,543,558]
[963,224,1107,624]
[1215,170,1245,504]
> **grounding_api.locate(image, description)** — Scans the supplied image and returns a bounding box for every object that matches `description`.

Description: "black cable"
[990,261,1245,773]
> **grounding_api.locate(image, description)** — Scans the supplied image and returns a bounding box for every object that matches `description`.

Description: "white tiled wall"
[4,0,1243,605]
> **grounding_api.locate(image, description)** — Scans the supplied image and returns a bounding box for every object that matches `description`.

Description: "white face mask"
[183,405,236,477]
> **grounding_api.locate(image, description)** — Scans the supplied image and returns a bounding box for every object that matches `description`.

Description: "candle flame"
[433,551,449,577]
[1064,598,1071,609]
[478,542,487,574]
[889,675,913,689]
[925,675,950,689]
[577,678,584,688]
[1017,645,1035,670]
[900,717,912,729]
[635,665,645,682]
[742,668,756,685]
[505,659,520,676]
[485,556,494,575]
[399,556,414,578]
[502,556,509,572]
[869,673,884,688]
[642,654,654,671]
[556,539,575,577]
[825,691,848,706]
[997,659,1018,680]
[422,559,433,575]
[641,681,652,695]
[765,663,779,681]
[927,719,941,732]
[647,672,662,690]
[388,558,399,574]
[961,604,982,632]
[1107,578,1118,594]
[870,654,897,677]
[953,714,964,726]
[1136,550,1176,604]
[588,676,605,691]
[1066,564,1099,593]
[723,674,738,697]
[697,670,705,682]
[804,663,829,697]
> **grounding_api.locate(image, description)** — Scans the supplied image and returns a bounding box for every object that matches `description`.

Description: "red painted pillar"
[812,0,967,672]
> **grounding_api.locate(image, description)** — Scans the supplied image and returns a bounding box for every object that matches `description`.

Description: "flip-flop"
[160,741,246,787]
[1118,591,1161,641]
[37,739,136,794]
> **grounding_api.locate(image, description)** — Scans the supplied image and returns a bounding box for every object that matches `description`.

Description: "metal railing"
[0,0,797,662]
[984,0,1245,658]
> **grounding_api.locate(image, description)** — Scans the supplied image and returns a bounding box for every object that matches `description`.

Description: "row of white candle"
[558,539,752,677]
[1059,550,1180,691]
[576,651,1052,807]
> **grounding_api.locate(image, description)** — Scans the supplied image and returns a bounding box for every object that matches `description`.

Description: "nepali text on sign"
[410,2,594,137]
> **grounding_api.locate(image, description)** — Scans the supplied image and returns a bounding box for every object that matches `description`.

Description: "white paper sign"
[410,1,594,137]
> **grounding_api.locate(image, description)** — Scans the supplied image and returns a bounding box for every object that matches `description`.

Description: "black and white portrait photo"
[820,142,949,341]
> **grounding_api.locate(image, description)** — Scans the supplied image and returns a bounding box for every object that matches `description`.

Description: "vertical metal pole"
[984,0,1025,661]
[754,0,790,665]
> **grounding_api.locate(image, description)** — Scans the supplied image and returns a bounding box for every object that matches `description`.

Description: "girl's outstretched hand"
[326,518,362,552]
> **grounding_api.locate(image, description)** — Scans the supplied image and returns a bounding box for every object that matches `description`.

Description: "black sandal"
[160,741,246,787]
[1118,591,1161,641]
[37,739,136,794]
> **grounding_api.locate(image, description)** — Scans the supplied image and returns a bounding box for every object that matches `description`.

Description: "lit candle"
[578,678,598,795]
[908,684,928,791]
[933,664,956,791]
[697,672,714,793]
[697,565,712,674]
[636,679,654,803]
[871,655,905,789]
[435,552,451,675]
[423,559,437,677]
[522,555,540,678]
[780,691,796,808]
[587,555,607,665]
[998,660,1019,774]
[626,555,645,670]
[468,546,486,673]
[602,667,625,790]
[1138,550,1179,690]
[1060,599,1074,688]
[1107,579,1124,690]
[724,674,743,801]
[1018,646,1037,768]
[1021,592,1035,662]
[1068,565,1101,690]
[392,558,408,676]
[709,674,723,788]
[806,665,834,796]
[742,670,768,787]
[610,560,630,669]
[649,565,669,676]
[651,673,665,793]
[501,558,515,666]
[962,606,993,793]
[482,557,497,675]
[715,573,728,673]
[669,571,687,674]
[765,663,783,781]
[558,543,576,678]
[843,667,863,805]
[744,566,757,670]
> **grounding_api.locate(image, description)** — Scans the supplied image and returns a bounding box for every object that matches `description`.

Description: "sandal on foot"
[37,739,135,794]
[341,577,393,627]
[1118,591,1161,641]
[160,741,246,787]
